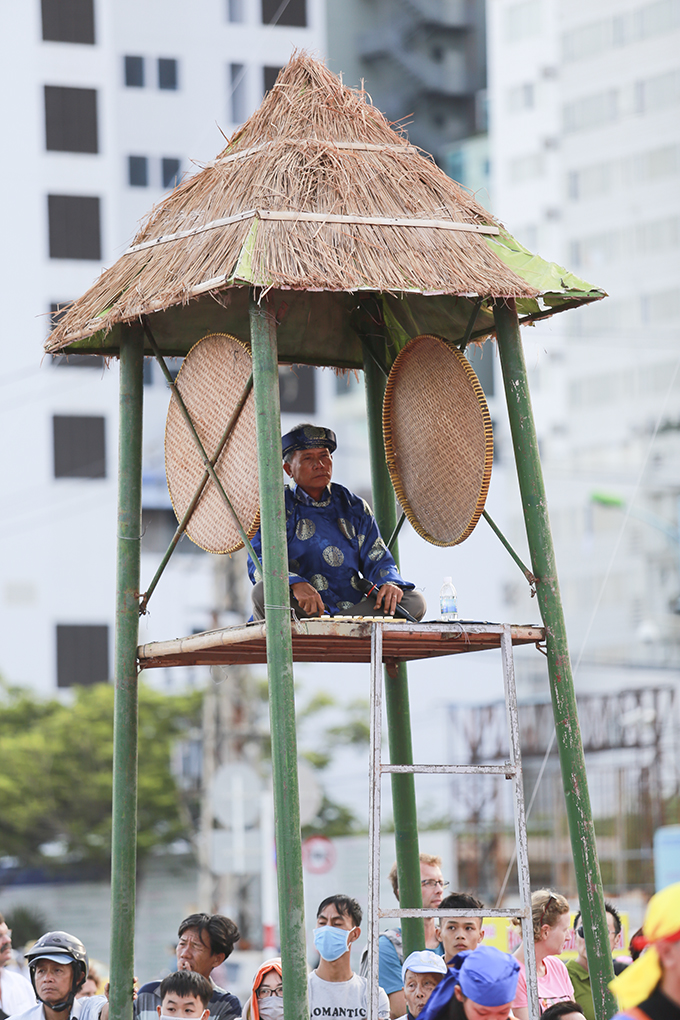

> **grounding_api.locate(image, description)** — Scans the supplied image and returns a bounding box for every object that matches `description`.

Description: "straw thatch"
[46,53,537,353]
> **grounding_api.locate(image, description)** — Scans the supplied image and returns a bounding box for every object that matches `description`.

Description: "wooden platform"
[138,618,545,669]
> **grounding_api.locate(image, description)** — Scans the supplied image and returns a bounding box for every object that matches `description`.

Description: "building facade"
[0,0,326,694]
[487,0,680,681]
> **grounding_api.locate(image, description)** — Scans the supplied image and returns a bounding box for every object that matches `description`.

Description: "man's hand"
[374,583,403,616]
[291,581,326,616]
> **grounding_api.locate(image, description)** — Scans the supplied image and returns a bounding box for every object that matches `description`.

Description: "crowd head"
[25,931,89,1009]
[176,914,240,977]
[158,972,212,1019]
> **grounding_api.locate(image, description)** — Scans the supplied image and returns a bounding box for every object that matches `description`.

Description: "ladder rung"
[379,907,531,919]
[380,763,517,776]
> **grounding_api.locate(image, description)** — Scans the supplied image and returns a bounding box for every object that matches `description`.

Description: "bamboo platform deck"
[137,618,545,669]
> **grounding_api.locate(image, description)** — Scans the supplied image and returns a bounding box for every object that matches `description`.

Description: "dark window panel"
[48,195,101,260]
[128,155,148,187]
[53,415,106,478]
[162,157,181,188]
[49,301,70,330]
[158,58,178,90]
[49,302,103,366]
[57,624,109,687]
[41,0,95,44]
[279,365,316,414]
[230,63,247,123]
[45,86,98,153]
[263,65,283,94]
[466,339,494,397]
[262,0,306,26]
[141,509,203,555]
[125,55,145,87]
[52,353,104,367]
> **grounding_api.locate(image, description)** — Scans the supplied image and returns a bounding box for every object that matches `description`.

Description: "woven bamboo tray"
[165,333,259,553]
[383,334,493,546]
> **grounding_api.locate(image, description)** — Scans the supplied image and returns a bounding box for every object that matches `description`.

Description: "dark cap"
[282,425,337,457]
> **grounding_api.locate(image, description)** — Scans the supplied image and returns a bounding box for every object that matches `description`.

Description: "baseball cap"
[402,950,448,983]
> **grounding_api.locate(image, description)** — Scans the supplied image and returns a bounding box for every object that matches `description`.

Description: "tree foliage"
[0,681,201,868]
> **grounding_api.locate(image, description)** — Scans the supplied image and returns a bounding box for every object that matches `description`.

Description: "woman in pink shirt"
[511,889,575,1019]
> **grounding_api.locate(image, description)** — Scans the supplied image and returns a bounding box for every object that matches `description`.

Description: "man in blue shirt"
[248,424,426,621]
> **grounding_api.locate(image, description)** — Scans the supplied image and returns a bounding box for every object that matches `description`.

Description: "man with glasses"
[134,914,241,1020]
[0,914,34,1020]
[360,854,448,1019]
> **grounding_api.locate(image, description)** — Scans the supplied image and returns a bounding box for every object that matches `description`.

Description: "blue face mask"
[313,925,354,962]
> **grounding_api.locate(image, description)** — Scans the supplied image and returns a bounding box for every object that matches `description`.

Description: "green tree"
[0,680,201,868]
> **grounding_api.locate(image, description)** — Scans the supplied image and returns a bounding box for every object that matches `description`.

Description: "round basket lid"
[165,333,259,554]
[383,334,493,547]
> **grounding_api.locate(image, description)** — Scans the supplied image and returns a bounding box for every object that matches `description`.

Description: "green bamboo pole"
[249,292,308,1020]
[110,327,144,1020]
[362,339,425,957]
[494,300,616,1020]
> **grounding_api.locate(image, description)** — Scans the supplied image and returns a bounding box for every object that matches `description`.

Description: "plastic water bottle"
[439,577,459,621]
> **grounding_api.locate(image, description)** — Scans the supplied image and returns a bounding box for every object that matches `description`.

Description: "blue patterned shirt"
[248,482,414,615]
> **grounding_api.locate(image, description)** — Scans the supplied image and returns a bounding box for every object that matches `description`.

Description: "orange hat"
[248,958,283,1020]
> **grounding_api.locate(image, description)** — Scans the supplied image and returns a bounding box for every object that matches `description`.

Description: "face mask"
[313,926,353,962]
[160,1014,207,1020]
[160,1015,206,1020]
[258,999,284,1020]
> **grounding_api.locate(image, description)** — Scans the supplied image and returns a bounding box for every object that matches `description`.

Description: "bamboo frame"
[494,299,616,1020]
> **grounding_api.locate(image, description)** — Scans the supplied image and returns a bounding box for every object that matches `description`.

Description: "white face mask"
[258,998,284,1020]
[159,1014,208,1020]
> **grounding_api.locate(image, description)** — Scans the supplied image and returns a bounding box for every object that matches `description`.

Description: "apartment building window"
[53,415,106,478]
[158,58,178,90]
[128,156,148,187]
[125,55,145,87]
[264,66,283,94]
[48,195,101,260]
[262,0,306,26]
[162,158,181,188]
[41,0,95,44]
[228,0,245,21]
[45,86,98,153]
[51,302,104,366]
[57,624,109,687]
[230,64,248,123]
[279,366,315,413]
[142,509,202,555]
[467,340,494,397]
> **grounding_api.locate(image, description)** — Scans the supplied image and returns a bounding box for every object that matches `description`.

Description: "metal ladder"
[366,622,540,1020]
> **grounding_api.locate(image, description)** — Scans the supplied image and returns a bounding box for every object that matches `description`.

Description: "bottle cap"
[443,576,452,583]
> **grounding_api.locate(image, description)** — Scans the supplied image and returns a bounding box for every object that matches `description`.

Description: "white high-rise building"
[488,0,680,687]
[0,0,326,694]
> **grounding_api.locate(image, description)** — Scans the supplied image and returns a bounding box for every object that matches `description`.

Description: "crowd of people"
[1,872,678,1020]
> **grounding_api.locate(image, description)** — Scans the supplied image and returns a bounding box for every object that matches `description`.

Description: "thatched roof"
[45,54,606,362]
[46,54,544,355]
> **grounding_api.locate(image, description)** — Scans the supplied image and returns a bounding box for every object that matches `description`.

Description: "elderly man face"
[283,447,333,498]
[403,969,445,1018]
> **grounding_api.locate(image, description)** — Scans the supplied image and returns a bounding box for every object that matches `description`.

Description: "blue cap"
[452,947,520,1006]
[402,951,448,983]
[282,424,337,457]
